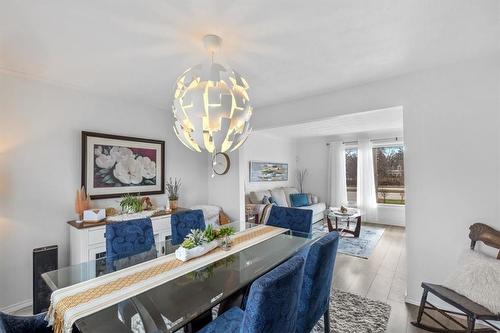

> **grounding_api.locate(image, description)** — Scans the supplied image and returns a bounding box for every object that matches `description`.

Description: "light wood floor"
[330,222,427,333]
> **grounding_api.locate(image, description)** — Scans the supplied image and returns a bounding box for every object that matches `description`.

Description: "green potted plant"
[176,225,235,261]
[119,194,143,214]
[166,177,181,210]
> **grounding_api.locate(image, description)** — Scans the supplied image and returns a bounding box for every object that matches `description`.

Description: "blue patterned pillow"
[290,193,309,207]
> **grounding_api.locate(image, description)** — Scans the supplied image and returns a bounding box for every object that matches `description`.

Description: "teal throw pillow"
[290,193,309,207]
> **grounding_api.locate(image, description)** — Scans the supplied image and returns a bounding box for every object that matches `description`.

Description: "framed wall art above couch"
[249,161,288,182]
[82,131,165,199]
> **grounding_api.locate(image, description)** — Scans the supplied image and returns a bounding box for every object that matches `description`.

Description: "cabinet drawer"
[88,228,106,245]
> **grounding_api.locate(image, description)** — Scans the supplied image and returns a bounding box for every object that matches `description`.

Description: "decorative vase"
[170,199,178,210]
[122,205,137,214]
[221,235,232,251]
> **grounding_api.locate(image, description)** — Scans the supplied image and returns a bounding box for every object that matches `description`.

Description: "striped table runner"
[47,225,288,333]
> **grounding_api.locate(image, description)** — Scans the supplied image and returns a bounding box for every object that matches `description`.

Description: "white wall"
[375,205,405,227]
[205,130,297,222]
[253,55,500,304]
[295,138,329,202]
[207,150,245,221]
[0,72,209,309]
[241,132,297,194]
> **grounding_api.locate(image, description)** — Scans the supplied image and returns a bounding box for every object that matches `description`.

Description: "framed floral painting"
[82,131,165,199]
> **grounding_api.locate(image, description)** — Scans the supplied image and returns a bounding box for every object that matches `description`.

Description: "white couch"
[190,205,222,227]
[247,187,326,223]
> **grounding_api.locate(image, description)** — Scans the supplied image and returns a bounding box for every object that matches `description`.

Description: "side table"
[326,208,362,237]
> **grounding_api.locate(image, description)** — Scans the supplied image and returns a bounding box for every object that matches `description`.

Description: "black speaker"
[33,245,58,314]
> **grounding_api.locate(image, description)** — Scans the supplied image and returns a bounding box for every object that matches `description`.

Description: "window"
[373,145,405,205]
[345,148,357,204]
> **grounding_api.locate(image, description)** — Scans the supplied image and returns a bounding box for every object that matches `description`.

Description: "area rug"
[337,225,384,259]
[312,222,384,259]
[312,289,391,333]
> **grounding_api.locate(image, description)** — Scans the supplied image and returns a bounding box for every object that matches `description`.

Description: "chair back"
[0,312,51,333]
[105,218,155,270]
[242,255,305,333]
[469,223,500,259]
[295,232,340,333]
[170,209,206,245]
[266,206,312,234]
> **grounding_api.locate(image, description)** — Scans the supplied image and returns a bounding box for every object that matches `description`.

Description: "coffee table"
[326,208,362,237]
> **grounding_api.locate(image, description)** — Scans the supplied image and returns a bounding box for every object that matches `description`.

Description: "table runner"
[47,225,288,333]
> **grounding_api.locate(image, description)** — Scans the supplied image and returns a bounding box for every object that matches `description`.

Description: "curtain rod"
[326,137,402,146]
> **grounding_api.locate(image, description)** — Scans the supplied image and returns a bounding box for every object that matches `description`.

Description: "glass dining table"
[42,222,322,333]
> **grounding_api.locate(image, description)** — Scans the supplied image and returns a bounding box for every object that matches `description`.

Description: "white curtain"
[328,142,347,208]
[357,139,378,221]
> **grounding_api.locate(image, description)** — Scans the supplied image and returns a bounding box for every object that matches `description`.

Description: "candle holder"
[220,235,232,251]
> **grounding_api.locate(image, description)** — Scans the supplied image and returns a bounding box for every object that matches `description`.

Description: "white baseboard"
[405,295,422,306]
[365,220,406,228]
[0,299,32,314]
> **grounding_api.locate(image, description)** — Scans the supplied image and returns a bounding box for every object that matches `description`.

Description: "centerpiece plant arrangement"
[165,177,181,210]
[175,225,235,262]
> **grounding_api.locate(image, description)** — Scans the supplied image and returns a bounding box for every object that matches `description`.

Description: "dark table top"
[44,222,322,332]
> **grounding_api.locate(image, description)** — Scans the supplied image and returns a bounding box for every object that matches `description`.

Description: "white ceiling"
[257,107,403,139]
[1,1,499,109]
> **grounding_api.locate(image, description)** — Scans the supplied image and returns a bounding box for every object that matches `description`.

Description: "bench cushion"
[444,249,500,315]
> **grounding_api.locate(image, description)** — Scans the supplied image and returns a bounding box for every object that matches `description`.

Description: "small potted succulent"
[166,177,181,210]
[119,194,143,214]
[175,225,235,261]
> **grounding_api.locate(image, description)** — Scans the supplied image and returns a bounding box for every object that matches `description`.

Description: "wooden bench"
[411,223,500,333]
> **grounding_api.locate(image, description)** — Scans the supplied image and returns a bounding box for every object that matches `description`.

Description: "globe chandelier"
[172,34,253,155]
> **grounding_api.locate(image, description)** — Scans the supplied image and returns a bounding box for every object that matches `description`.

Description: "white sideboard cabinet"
[68,214,173,266]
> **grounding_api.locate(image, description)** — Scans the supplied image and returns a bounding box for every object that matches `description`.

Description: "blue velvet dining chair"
[105,218,156,271]
[0,312,52,333]
[265,206,313,234]
[199,255,306,333]
[170,209,206,245]
[295,231,340,333]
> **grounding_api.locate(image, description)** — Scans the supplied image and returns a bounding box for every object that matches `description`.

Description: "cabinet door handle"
[161,246,165,254]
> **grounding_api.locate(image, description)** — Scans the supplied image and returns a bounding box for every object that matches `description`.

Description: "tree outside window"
[344,145,405,206]
[373,145,405,205]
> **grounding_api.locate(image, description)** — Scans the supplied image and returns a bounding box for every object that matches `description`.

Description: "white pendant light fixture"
[172,34,253,154]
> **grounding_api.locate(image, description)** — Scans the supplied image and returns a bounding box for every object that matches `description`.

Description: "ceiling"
[257,107,403,139]
[1,1,499,110]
